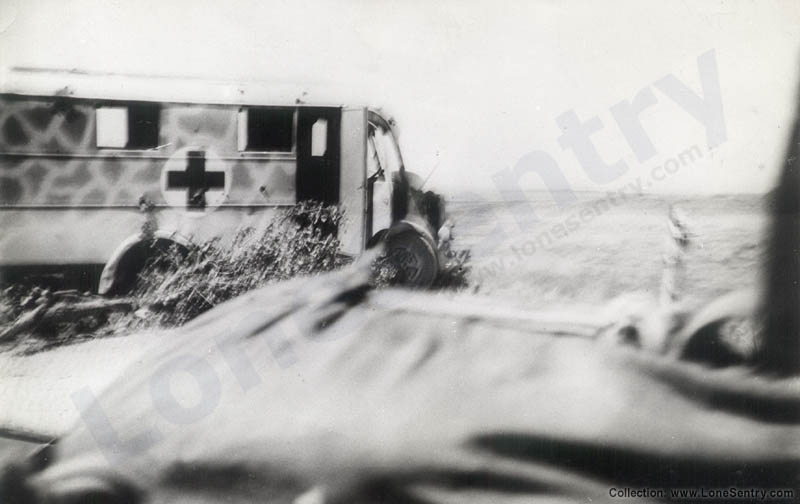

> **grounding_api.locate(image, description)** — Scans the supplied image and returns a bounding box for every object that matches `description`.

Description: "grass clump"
[133,202,349,326]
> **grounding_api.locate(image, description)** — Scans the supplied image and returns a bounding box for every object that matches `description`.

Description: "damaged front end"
[366,111,459,287]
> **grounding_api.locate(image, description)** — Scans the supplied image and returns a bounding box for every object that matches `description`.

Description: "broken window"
[367,121,403,178]
[96,103,160,149]
[238,107,294,152]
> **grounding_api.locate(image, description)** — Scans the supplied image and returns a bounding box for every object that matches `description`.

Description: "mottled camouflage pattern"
[0,95,295,207]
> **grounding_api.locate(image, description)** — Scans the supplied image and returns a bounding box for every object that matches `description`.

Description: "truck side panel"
[338,107,367,256]
[0,95,297,266]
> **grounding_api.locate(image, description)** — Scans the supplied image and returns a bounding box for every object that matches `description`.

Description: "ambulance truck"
[0,69,449,292]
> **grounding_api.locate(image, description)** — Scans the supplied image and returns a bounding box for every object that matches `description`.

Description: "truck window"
[96,103,160,149]
[238,107,294,152]
[311,118,328,157]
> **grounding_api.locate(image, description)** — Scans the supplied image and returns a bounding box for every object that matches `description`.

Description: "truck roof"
[0,67,353,108]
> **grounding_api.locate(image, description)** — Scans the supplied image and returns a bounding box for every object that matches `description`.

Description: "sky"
[1,0,799,197]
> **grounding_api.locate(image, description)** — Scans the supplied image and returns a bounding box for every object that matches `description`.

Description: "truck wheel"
[384,230,439,288]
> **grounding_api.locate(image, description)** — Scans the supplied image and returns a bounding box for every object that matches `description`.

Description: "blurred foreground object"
[1,254,798,503]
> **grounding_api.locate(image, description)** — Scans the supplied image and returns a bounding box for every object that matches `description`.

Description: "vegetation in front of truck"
[0,201,473,351]
[0,203,349,349]
[133,201,348,326]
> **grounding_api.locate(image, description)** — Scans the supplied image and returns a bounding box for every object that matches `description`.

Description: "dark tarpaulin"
[2,263,798,503]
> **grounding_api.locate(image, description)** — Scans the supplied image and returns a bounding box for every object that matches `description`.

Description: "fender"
[385,219,436,244]
[368,219,437,248]
[97,230,192,295]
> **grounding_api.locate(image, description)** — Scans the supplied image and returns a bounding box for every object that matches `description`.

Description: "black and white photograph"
[0,1,799,502]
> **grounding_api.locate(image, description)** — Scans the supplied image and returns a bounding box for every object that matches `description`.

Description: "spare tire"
[384,230,439,288]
